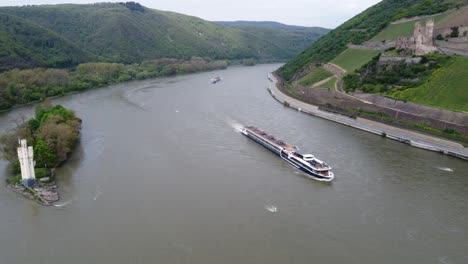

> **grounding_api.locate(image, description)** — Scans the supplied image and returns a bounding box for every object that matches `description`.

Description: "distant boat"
[210,76,222,84]
[265,205,278,213]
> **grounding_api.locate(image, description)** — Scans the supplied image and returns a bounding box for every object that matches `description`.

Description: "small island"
[0,101,81,205]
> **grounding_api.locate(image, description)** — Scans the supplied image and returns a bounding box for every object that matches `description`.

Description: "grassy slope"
[0,4,328,70]
[278,0,466,81]
[371,11,456,41]
[331,48,382,72]
[371,22,415,41]
[320,77,337,89]
[298,67,333,86]
[388,56,468,112]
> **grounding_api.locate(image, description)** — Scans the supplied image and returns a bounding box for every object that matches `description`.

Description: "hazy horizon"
[0,0,382,28]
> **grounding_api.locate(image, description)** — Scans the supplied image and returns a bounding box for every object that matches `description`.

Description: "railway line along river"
[1,64,467,264]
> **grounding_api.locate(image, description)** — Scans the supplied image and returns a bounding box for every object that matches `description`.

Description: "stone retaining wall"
[434,26,468,38]
[281,84,468,136]
[348,40,395,50]
[379,56,422,64]
[352,93,468,125]
[435,38,468,56]
[438,47,468,56]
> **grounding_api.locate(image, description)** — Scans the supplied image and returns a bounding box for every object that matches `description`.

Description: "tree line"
[0,57,228,111]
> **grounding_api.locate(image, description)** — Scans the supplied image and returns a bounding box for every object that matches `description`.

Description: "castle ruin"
[396,19,439,55]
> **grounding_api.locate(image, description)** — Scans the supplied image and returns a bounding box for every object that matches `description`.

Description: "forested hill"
[0,2,328,71]
[278,0,468,81]
[0,13,93,71]
[216,21,330,58]
[215,21,329,31]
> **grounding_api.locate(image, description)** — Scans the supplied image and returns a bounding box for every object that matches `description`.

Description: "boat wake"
[265,205,278,213]
[119,88,147,111]
[93,186,103,201]
[225,117,244,133]
[53,200,73,208]
[93,191,102,201]
[437,167,454,172]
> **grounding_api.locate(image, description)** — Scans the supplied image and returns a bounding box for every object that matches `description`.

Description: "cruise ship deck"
[244,126,297,152]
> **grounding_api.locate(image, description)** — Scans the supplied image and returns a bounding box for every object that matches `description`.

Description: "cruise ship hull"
[242,128,334,181]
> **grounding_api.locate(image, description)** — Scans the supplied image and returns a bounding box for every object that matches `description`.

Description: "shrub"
[35,168,51,179]
[450,27,459,38]
[242,58,257,66]
[34,140,58,168]
[343,54,451,94]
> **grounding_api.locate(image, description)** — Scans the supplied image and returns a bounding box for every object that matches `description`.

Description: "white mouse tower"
[17,139,36,187]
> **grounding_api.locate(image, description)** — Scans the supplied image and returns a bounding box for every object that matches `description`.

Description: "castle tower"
[17,139,36,187]
[414,21,422,37]
[424,19,435,46]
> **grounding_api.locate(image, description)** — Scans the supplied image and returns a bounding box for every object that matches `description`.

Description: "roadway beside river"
[268,73,468,161]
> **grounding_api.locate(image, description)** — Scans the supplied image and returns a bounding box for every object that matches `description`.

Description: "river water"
[0,64,467,264]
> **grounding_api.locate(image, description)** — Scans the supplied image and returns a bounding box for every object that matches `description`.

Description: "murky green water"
[1,64,467,264]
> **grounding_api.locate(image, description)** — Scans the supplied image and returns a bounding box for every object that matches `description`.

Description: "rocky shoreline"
[7,182,60,206]
[6,170,60,206]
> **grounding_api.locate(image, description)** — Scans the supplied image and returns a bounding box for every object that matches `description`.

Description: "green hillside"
[298,67,333,87]
[330,48,382,72]
[371,10,457,41]
[320,77,337,90]
[0,13,92,71]
[388,56,468,112]
[278,0,465,81]
[0,3,328,71]
[370,22,416,41]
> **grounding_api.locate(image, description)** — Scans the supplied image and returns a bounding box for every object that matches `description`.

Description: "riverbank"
[268,73,468,160]
[0,58,228,112]
[7,177,59,206]
[5,167,59,206]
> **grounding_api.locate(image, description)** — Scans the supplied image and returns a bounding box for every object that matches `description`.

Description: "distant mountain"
[216,21,330,58]
[216,21,329,31]
[0,3,329,71]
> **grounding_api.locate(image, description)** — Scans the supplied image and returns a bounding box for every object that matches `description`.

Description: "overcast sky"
[0,0,381,28]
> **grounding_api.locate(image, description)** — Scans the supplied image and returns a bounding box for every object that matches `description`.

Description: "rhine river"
[1,64,467,264]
